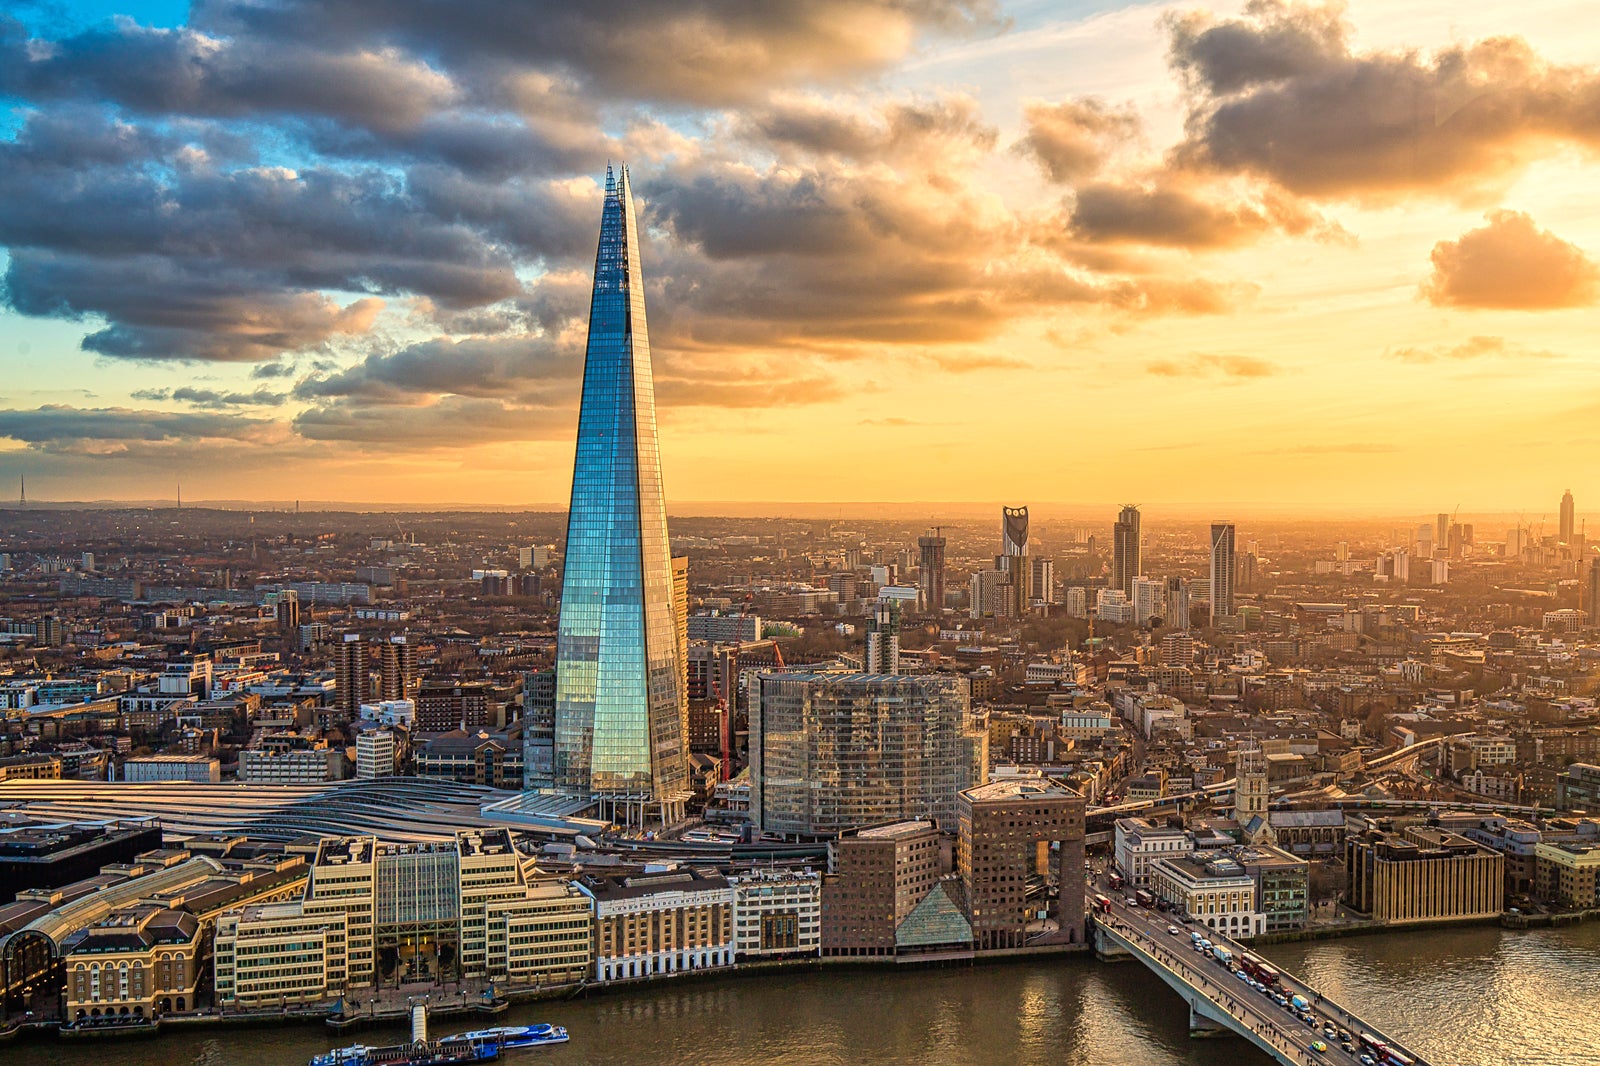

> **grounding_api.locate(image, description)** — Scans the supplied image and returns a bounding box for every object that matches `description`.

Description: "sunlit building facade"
[552,165,689,827]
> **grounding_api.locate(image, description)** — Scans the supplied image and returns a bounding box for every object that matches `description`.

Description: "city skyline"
[2,1,1599,509]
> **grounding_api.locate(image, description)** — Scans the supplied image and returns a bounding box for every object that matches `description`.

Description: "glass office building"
[552,165,688,826]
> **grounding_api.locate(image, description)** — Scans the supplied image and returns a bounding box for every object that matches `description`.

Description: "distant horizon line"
[0,498,1587,525]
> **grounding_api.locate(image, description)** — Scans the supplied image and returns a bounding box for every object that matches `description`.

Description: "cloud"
[1066,181,1329,248]
[1386,334,1563,362]
[0,404,285,454]
[1145,354,1278,378]
[291,395,566,446]
[293,335,580,404]
[1019,98,1140,184]
[195,0,1000,107]
[1168,1,1600,201]
[1421,212,1598,310]
[131,387,289,407]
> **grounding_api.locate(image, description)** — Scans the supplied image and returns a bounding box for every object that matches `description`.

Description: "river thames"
[21,922,1599,1066]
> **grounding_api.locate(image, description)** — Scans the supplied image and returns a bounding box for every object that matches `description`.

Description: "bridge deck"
[1095,896,1429,1066]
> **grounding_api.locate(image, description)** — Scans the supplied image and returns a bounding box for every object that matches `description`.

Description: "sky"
[1,0,1598,515]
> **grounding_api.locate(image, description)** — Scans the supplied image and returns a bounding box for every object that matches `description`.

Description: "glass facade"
[552,165,687,808]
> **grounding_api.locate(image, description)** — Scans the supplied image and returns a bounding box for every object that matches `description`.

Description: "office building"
[274,589,300,631]
[238,739,343,784]
[918,529,947,613]
[821,821,965,958]
[122,754,220,783]
[415,728,522,789]
[522,669,557,791]
[957,779,1087,949]
[749,673,986,837]
[214,902,349,1007]
[729,868,822,961]
[1232,845,1310,933]
[1345,826,1504,922]
[864,597,901,674]
[552,165,689,828]
[585,869,733,982]
[1561,490,1576,545]
[64,906,202,1021]
[1112,505,1141,597]
[1209,523,1236,625]
[1030,557,1055,606]
[1534,841,1600,909]
[333,633,364,722]
[356,729,397,779]
[1114,817,1190,886]
[1150,853,1263,938]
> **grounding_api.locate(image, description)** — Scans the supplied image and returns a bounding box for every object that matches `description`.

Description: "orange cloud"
[1421,211,1598,310]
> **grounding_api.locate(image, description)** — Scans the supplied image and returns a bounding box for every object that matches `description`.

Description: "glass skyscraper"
[552,165,688,826]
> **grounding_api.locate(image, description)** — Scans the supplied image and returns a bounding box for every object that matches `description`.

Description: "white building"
[1131,576,1165,626]
[729,869,821,961]
[122,754,220,783]
[238,746,342,784]
[1149,853,1263,939]
[356,730,397,779]
[1096,588,1134,625]
[1114,817,1191,886]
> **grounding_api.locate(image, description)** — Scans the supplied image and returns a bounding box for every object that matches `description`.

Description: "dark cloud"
[194,0,999,107]
[1421,211,1598,310]
[1019,98,1140,184]
[0,404,284,454]
[1387,334,1562,362]
[1146,354,1277,378]
[1169,1,1600,200]
[291,395,565,446]
[293,335,579,404]
[1067,181,1328,247]
[132,386,289,407]
[6,22,457,130]
[739,93,996,164]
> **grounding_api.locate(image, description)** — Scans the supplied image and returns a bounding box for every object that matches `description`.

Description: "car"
[1168,925,1181,935]
[1360,1056,1376,1066]
[1310,1040,1327,1054]
[1339,1029,1351,1042]
[1235,970,1248,981]
[1342,1043,1357,1054]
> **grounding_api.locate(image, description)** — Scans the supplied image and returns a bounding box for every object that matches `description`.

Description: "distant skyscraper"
[1209,523,1236,625]
[1030,557,1055,606]
[1436,513,1449,549]
[552,165,688,827]
[1131,576,1164,627]
[1588,556,1600,624]
[1112,505,1141,597]
[917,528,946,613]
[999,506,1030,614]
[1165,577,1190,630]
[1561,490,1576,545]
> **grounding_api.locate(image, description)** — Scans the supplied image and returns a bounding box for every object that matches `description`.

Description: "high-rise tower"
[917,528,946,614]
[999,506,1030,615]
[552,165,688,827]
[1209,522,1236,625]
[1561,490,1576,545]
[1112,504,1141,597]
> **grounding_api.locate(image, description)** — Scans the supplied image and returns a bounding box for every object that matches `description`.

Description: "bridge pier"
[1188,999,1230,1038]
[1091,923,1130,961]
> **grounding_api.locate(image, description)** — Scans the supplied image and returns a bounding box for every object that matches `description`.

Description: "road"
[1089,870,1414,1065]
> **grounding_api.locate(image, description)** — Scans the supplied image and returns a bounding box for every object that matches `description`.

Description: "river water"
[18,923,1597,1066]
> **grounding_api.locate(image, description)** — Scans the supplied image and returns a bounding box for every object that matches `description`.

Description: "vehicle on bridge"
[1210,945,1233,967]
[1093,894,1113,914]
[1239,952,1281,987]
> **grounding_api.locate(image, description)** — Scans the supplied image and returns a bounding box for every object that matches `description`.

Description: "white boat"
[448,1024,569,1050]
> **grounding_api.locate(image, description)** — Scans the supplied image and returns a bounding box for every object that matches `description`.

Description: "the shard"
[552,165,688,827]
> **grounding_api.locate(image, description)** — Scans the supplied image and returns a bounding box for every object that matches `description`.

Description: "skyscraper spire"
[549,164,688,828]
[17,475,24,508]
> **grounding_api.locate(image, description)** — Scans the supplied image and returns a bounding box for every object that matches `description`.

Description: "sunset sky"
[1,0,1597,513]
